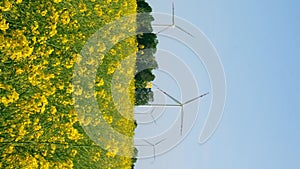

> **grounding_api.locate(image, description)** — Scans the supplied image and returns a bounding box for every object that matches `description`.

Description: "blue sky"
[135,0,300,168]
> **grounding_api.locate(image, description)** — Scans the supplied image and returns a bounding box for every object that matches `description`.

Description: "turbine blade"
[155,138,166,145]
[156,26,171,34]
[157,89,181,105]
[134,144,148,147]
[151,114,157,125]
[152,24,172,27]
[175,25,194,37]
[153,84,182,105]
[137,103,180,107]
[150,108,155,114]
[143,139,154,146]
[180,107,184,136]
[153,147,156,161]
[183,92,209,105]
[172,1,175,25]
[134,112,144,114]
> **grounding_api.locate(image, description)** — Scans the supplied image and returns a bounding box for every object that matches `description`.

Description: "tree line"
[134,0,158,106]
[132,0,158,168]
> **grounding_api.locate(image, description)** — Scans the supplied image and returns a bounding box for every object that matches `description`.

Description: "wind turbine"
[153,2,194,37]
[134,107,158,125]
[137,83,209,135]
[135,138,166,160]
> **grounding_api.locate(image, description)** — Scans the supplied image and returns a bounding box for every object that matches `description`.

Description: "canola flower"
[1,0,138,168]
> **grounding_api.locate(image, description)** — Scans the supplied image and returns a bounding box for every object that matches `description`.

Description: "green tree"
[135,0,158,106]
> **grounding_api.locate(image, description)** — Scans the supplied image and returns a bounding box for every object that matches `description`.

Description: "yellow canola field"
[0,0,138,168]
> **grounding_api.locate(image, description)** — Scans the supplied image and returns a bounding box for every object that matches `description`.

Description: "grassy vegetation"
[0,0,138,168]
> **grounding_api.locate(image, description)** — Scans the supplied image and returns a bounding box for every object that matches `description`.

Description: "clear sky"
[135,0,300,169]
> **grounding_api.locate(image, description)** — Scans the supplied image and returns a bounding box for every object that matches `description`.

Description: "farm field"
[0,0,139,168]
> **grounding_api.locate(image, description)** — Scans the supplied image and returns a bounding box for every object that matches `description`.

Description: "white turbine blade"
[150,107,155,114]
[180,107,184,136]
[149,108,157,125]
[143,139,154,146]
[156,26,172,34]
[153,84,182,105]
[154,138,166,160]
[172,1,175,25]
[135,112,144,114]
[153,146,156,161]
[183,92,209,105]
[175,25,194,37]
[152,23,172,27]
[157,88,181,105]
[134,144,148,147]
[150,114,158,125]
[155,138,166,145]
[137,103,180,107]
[148,104,180,107]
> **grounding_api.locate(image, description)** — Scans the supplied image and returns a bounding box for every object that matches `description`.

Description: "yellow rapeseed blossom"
[0,18,9,31]
[53,0,62,3]
[94,4,103,16]
[0,0,12,12]
[1,0,138,168]
[96,78,104,86]
[41,10,47,16]
[79,3,87,13]
[6,145,14,154]
[61,10,70,25]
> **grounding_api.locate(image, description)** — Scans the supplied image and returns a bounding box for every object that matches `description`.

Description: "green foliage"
[135,69,155,85]
[134,0,158,106]
[135,88,154,105]
[137,0,152,13]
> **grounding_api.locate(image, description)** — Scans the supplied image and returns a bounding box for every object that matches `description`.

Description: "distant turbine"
[135,107,158,125]
[135,138,166,161]
[137,83,209,135]
[153,2,194,37]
